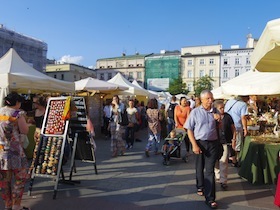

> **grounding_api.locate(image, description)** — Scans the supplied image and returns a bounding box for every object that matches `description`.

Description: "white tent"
[0,48,75,93]
[251,18,280,72]
[221,70,280,95]
[212,86,232,100]
[107,73,149,97]
[131,80,158,98]
[75,77,128,92]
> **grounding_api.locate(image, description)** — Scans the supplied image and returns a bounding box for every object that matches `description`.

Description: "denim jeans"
[145,131,160,152]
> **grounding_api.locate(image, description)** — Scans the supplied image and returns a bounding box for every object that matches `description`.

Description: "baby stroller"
[161,128,188,165]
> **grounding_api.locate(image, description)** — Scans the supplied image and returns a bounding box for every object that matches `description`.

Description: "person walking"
[145,98,162,157]
[125,99,138,149]
[225,95,249,166]
[174,97,191,159]
[159,104,167,140]
[214,100,236,190]
[103,100,111,139]
[28,95,47,174]
[166,95,178,134]
[184,90,220,209]
[0,92,31,210]
[109,95,126,157]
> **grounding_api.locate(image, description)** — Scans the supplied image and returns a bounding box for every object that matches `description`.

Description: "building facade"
[220,34,257,84]
[181,45,221,94]
[45,63,96,82]
[95,53,148,87]
[0,24,47,71]
[145,50,181,91]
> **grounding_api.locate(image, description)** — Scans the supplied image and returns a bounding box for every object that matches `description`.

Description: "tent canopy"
[251,18,280,72]
[75,77,128,92]
[131,80,158,98]
[221,70,280,95]
[0,48,74,93]
[107,73,149,97]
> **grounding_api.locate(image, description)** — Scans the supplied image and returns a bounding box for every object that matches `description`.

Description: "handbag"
[19,134,29,149]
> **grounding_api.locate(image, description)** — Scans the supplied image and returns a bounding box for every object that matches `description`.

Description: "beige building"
[45,63,96,82]
[95,53,149,87]
[181,45,221,95]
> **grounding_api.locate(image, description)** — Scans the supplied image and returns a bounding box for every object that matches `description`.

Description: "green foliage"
[167,78,189,95]
[193,75,214,96]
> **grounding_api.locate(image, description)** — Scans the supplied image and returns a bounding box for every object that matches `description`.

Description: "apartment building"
[45,63,96,82]
[95,53,149,87]
[181,45,221,95]
[220,34,257,84]
[0,24,47,71]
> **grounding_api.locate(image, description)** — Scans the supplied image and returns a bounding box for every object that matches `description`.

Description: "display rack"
[28,97,73,199]
[70,97,97,174]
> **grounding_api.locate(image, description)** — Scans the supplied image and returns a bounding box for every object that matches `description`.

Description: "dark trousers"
[196,140,219,202]
[103,117,111,137]
[125,126,135,146]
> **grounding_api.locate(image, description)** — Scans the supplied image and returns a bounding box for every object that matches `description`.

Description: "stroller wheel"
[182,155,189,163]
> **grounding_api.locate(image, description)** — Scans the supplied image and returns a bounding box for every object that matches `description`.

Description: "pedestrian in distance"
[213,100,236,191]
[145,98,162,157]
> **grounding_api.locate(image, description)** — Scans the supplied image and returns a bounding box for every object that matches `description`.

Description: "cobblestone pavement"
[2,128,278,210]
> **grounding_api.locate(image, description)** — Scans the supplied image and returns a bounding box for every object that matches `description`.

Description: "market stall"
[239,136,280,185]
[251,18,280,72]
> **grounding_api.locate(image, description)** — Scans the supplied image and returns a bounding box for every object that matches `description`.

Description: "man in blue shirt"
[225,96,248,165]
[184,90,220,209]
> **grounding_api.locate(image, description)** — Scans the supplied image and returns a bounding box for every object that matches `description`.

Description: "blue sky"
[1,1,280,68]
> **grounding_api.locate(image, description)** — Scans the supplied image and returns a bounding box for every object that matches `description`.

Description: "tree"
[167,78,189,95]
[193,75,214,96]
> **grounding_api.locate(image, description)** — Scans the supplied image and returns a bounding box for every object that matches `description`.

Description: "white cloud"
[58,55,83,64]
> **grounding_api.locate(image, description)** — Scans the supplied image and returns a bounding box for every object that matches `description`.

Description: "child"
[162,129,177,165]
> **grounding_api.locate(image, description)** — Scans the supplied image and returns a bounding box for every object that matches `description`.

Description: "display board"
[70,97,97,174]
[28,97,70,199]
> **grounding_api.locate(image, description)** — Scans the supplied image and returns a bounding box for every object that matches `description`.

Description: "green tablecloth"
[239,136,280,184]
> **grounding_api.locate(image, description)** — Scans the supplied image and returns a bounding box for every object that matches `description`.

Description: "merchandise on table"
[45,100,66,135]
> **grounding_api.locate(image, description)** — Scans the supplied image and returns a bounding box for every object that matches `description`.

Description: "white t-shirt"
[126,107,138,123]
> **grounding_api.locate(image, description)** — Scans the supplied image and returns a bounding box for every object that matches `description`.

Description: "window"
[128,72,133,79]
[246,68,250,72]
[107,65,113,68]
[199,70,205,77]
[235,58,240,65]
[128,64,134,67]
[223,58,228,65]
[74,75,76,80]
[246,57,250,64]
[61,74,64,80]
[54,74,57,79]
[209,58,214,64]
[137,72,142,79]
[100,73,104,80]
[223,69,228,78]
[187,83,192,91]
[235,69,240,77]
[108,73,112,79]
[199,59,205,65]
[187,70,192,78]
[209,69,214,77]
[187,59,193,66]
[136,64,142,67]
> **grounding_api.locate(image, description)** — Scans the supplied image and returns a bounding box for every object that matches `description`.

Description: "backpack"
[167,103,177,119]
